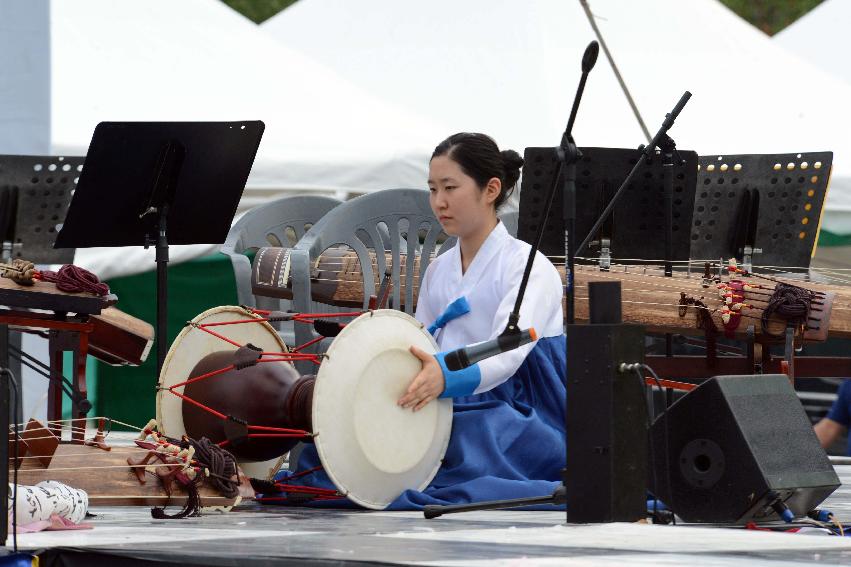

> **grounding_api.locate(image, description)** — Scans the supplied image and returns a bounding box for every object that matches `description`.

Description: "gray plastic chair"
[288,189,445,370]
[500,210,519,237]
[220,194,341,342]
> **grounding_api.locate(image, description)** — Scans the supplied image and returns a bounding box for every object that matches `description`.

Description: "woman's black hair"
[431,132,523,210]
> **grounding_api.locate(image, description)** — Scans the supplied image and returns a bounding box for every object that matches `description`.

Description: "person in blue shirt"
[814,379,851,454]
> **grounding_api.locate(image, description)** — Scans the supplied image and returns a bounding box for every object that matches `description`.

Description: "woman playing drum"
[290,132,566,508]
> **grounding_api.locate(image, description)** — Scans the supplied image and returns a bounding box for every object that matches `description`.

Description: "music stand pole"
[141,139,185,377]
[656,135,679,364]
[662,137,674,277]
[155,207,169,377]
[560,138,579,325]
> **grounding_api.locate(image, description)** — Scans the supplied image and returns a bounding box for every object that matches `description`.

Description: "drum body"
[157,306,452,508]
[157,306,290,479]
[182,349,309,462]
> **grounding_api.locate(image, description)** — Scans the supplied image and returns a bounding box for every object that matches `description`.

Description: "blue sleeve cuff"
[434,351,481,398]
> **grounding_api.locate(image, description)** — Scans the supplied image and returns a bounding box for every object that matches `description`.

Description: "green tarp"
[94,253,238,429]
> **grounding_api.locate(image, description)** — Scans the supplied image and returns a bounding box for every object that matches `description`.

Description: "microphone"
[644,91,692,157]
[581,40,599,73]
[443,328,537,371]
[564,40,600,141]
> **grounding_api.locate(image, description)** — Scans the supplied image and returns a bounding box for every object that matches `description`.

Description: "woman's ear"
[484,177,501,206]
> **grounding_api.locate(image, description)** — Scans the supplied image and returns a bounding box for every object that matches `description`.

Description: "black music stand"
[519,147,698,262]
[54,121,265,377]
[691,152,832,270]
[0,155,86,540]
[0,153,83,393]
[0,154,84,264]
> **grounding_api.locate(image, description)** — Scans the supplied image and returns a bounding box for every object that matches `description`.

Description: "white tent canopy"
[773,0,851,237]
[263,0,851,236]
[1,0,447,278]
[774,0,851,86]
[13,0,444,203]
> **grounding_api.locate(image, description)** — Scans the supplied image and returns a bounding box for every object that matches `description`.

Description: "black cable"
[13,352,74,399]
[7,345,91,415]
[2,368,19,551]
[632,366,661,523]
[8,345,51,373]
[642,362,675,525]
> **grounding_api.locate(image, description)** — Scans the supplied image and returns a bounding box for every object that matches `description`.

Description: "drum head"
[313,310,452,509]
[157,306,289,480]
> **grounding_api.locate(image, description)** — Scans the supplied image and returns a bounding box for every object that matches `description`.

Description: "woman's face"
[428,155,499,238]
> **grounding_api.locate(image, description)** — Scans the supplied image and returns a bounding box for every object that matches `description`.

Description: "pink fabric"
[15,514,93,533]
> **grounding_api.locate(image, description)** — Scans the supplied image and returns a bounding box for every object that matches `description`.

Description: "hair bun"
[500,149,524,192]
[500,149,524,170]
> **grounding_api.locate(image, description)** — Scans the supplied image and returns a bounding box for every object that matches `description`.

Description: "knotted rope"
[0,259,37,285]
[185,437,239,499]
[0,260,110,296]
[150,435,240,519]
[39,265,110,296]
[762,282,814,337]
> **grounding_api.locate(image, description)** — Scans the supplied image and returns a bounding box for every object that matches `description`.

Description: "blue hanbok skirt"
[270,335,567,510]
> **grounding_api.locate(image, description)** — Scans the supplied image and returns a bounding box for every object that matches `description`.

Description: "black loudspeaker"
[651,374,839,523]
[566,280,647,523]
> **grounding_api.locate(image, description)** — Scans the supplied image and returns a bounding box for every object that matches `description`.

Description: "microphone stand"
[424,40,600,519]
[503,40,599,335]
[575,92,692,257]
[574,94,690,364]
[423,89,693,521]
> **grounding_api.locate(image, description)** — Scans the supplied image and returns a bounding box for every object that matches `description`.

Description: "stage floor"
[8,467,851,566]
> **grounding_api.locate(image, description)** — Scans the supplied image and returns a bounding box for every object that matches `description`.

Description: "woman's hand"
[397,346,445,412]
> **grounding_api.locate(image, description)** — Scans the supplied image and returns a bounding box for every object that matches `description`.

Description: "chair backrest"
[500,210,519,237]
[287,189,444,373]
[220,194,341,308]
[293,188,445,314]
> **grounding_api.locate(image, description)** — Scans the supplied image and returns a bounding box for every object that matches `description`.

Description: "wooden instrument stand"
[0,277,153,440]
[1,309,94,439]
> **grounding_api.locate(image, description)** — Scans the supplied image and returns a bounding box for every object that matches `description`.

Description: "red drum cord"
[160,308,365,480]
[255,466,341,501]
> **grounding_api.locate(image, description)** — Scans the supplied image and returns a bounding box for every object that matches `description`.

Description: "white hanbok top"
[416,221,564,395]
